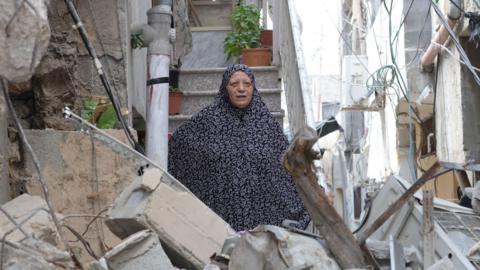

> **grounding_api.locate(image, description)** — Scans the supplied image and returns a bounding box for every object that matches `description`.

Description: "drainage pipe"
[421,0,463,71]
[136,0,172,168]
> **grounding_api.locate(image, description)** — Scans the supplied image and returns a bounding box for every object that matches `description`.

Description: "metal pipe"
[144,3,172,168]
[421,0,463,71]
[421,18,458,71]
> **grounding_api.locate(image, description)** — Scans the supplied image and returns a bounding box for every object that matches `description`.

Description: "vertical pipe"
[145,3,172,169]
[146,55,170,168]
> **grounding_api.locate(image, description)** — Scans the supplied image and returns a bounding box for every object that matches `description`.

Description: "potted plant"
[224,4,271,66]
[169,86,183,115]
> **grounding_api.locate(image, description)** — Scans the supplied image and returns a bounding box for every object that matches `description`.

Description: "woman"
[168,64,309,231]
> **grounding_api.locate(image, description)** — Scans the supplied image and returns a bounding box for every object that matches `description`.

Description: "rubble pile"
[0,195,74,269]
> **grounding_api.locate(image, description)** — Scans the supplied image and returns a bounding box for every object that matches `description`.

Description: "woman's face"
[226,71,253,109]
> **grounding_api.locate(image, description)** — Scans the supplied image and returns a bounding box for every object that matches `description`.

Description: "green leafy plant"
[131,33,145,49]
[97,105,117,129]
[224,4,262,60]
[169,86,181,93]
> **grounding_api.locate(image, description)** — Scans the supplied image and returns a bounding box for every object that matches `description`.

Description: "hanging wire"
[63,0,144,153]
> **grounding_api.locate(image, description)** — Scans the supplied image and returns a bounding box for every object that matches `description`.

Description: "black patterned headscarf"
[168,64,309,231]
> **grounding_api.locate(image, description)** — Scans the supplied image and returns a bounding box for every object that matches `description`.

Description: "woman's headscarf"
[168,64,309,231]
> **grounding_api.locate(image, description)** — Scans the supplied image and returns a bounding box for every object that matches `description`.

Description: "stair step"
[169,110,285,132]
[179,66,280,92]
[180,89,282,115]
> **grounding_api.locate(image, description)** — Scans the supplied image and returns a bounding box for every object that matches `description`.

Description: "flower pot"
[260,30,273,48]
[242,48,271,67]
[169,91,183,115]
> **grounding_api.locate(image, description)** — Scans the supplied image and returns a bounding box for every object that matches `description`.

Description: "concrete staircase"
[169,66,284,132]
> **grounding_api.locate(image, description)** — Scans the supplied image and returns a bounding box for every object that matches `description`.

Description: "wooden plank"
[423,190,434,268]
[283,126,376,269]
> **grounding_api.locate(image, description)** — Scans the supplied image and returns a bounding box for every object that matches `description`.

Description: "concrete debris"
[426,257,456,270]
[464,181,480,214]
[366,239,417,264]
[0,0,50,82]
[226,225,340,270]
[1,238,74,269]
[106,167,234,269]
[103,229,175,270]
[86,259,108,270]
[0,194,60,245]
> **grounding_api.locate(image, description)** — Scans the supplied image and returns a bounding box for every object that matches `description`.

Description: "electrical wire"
[63,0,144,154]
[384,0,418,181]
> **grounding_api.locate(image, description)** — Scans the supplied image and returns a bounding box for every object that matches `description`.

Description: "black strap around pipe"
[147,77,169,86]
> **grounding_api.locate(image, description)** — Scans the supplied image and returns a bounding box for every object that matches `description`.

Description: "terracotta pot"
[242,48,271,67]
[169,91,183,115]
[260,30,273,48]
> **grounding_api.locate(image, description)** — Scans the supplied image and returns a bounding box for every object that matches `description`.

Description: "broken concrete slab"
[0,0,50,82]
[106,167,234,270]
[0,193,60,245]
[1,238,73,270]
[18,129,144,264]
[103,229,175,270]
[227,225,340,270]
[427,257,456,270]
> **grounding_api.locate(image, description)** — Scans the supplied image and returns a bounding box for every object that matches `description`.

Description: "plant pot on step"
[242,48,271,67]
[169,91,183,115]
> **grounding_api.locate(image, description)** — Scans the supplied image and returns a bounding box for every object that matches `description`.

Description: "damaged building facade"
[2,0,480,269]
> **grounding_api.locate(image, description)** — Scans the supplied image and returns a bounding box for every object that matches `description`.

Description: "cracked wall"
[7,0,129,130]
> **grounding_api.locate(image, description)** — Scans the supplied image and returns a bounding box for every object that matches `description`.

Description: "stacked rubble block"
[106,167,234,269]
[0,194,74,269]
[94,230,176,270]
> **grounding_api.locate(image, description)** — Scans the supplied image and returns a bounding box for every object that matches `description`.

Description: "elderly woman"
[168,64,309,231]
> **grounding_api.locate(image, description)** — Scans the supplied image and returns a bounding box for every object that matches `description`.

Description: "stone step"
[179,88,282,115]
[178,66,280,92]
[169,110,285,132]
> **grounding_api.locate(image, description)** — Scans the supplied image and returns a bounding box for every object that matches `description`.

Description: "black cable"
[64,0,144,154]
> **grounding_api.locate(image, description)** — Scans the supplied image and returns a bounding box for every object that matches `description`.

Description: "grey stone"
[0,0,50,82]
[228,225,340,270]
[426,257,455,270]
[104,229,175,270]
[0,194,60,246]
[106,167,234,270]
[0,238,73,269]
